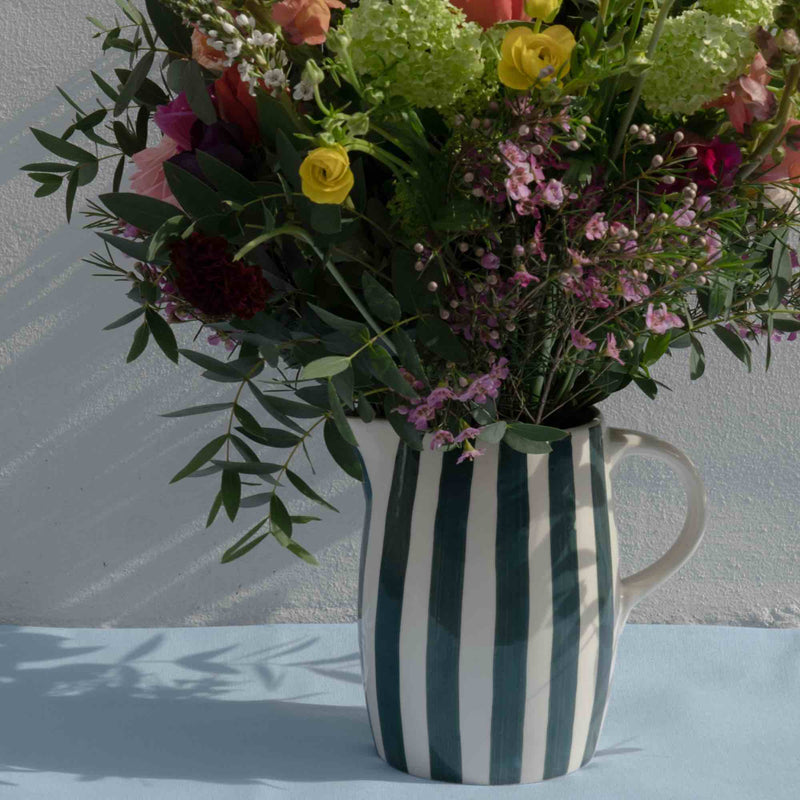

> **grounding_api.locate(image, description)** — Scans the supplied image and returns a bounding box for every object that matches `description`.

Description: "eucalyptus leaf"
[362,273,401,323]
[287,470,339,512]
[221,470,242,522]
[170,434,228,483]
[145,308,179,364]
[323,419,363,481]
[300,356,351,381]
[327,381,357,446]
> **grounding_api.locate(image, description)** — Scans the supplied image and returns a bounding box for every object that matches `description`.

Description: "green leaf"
[308,303,369,338]
[707,274,734,319]
[633,374,658,399]
[112,155,126,193]
[287,470,339,512]
[30,128,96,164]
[290,515,321,524]
[300,356,351,381]
[114,50,155,116]
[247,383,307,435]
[64,168,79,223]
[96,232,150,261]
[309,203,341,234]
[383,394,424,451]
[114,0,144,24]
[162,160,222,219]
[221,518,269,563]
[771,318,800,332]
[233,405,262,436]
[713,324,751,371]
[161,402,234,418]
[689,335,705,380]
[265,394,326,419]
[221,470,241,522]
[170,435,228,483]
[356,393,375,423]
[232,224,314,261]
[145,0,192,54]
[367,346,418,399]
[206,490,223,527]
[275,129,302,190]
[34,181,61,198]
[166,59,216,124]
[503,422,568,454]
[256,90,300,149]
[285,539,319,565]
[332,366,355,408]
[324,418,363,481]
[126,321,150,362]
[91,70,120,102]
[769,231,793,307]
[100,192,184,233]
[327,380,357,445]
[21,162,73,173]
[235,426,302,449]
[104,306,146,331]
[416,317,468,362]
[240,492,272,508]
[145,307,179,363]
[147,215,187,262]
[179,349,247,378]
[210,460,283,475]
[362,273,401,324]
[642,333,672,367]
[270,493,293,538]
[477,421,507,444]
[196,151,259,204]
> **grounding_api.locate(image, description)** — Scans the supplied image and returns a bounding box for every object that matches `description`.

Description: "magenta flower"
[570,328,597,351]
[154,92,201,152]
[510,269,538,288]
[426,386,456,409]
[646,303,684,334]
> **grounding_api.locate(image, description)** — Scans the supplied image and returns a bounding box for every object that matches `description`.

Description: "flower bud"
[524,0,562,21]
[302,59,325,87]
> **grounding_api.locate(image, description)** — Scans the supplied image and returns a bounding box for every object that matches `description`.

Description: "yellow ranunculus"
[524,0,562,22]
[498,25,576,91]
[299,144,355,205]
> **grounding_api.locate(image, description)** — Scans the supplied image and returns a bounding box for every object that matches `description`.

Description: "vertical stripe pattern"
[489,444,530,784]
[355,419,620,786]
[426,450,473,782]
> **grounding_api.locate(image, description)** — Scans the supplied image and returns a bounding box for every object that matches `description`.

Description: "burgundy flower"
[684,137,742,192]
[169,232,272,319]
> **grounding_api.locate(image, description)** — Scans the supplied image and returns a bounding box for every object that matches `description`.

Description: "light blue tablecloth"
[0,623,797,799]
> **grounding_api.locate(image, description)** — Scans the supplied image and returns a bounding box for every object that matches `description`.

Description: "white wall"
[1,1,798,628]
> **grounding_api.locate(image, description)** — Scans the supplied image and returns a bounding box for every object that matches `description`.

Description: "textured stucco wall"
[1,2,798,628]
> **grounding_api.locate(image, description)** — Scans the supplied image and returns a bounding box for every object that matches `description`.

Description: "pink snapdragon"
[455,427,483,443]
[646,303,684,334]
[430,430,455,450]
[457,443,486,464]
[130,136,182,207]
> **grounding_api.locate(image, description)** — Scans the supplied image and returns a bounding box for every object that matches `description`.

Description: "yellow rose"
[524,0,562,22]
[498,25,576,91]
[299,144,354,205]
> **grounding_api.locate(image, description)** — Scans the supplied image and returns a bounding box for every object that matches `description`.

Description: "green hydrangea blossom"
[699,0,780,28]
[337,0,485,109]
[640,10,756,117]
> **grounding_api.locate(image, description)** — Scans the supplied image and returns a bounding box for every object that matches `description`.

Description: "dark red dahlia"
[169,232,271,319]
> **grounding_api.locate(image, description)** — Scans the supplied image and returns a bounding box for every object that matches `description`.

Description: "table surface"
[0,622,797,799]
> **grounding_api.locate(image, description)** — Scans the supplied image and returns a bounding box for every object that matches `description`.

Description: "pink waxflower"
[481,252,501,270]
[510,269,538,288]
[130,136,182,208]
[584,212,609,241]
[455,427,483,443]
[672,205,696,228]
[604,333,624,365]
[570,328,597,351]
[541,179,565,208]
[620,272,650,302]
[708,54,776,134]
[456,442,486,464]
[646,303,684,334]
[499,140,528,166]
[430,430,455,450]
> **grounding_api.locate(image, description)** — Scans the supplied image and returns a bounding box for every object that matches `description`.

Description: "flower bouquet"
[21,0,800,783]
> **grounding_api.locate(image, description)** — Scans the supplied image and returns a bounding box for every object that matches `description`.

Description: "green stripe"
[375,442,420,773]
[490,443,530,784]
[582,424,615,766]
[544,436,581,780]
[356,450,373,621]
[426,450,473,783]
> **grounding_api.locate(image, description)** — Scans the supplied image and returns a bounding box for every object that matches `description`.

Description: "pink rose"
[154,93,199,152]
[130,136,182,208]
[450,0,527,29]
[759,120,800,184]
[708,54,776,134]
[271,0,345,46]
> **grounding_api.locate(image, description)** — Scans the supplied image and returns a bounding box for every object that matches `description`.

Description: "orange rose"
[191,27,227,73]
[450,0,528,29]
[271,0,345,46]
[214,67,261,146]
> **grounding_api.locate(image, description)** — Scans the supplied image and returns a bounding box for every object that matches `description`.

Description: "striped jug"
[351,413,706,785]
